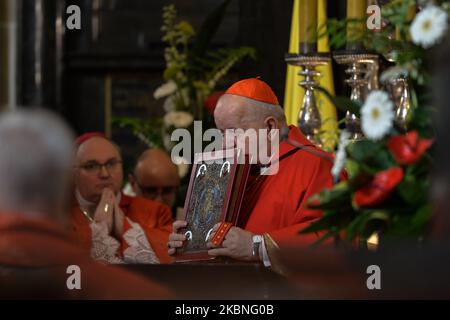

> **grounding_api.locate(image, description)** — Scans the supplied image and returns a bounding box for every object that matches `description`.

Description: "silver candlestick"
[333,52,379,140]
[285,53,331,146]
[383,48,413,131]
[385,76,412,131]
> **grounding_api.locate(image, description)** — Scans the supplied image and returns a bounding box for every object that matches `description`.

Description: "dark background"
[16,0,346,134]
[12,0,348,175]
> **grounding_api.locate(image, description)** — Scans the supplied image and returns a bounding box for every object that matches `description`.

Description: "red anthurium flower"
[204,91,225,115]
[354,167,404,207]
[387,130,433,165]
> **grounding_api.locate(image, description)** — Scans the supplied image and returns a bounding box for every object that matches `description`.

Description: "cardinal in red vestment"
[71,133,173,264]
[168,78,334,271]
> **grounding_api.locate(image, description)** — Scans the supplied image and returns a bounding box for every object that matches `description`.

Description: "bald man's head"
[74,136,123,203]
[130,148,179,207]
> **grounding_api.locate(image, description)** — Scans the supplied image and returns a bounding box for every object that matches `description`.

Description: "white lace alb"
[90,218,159,264]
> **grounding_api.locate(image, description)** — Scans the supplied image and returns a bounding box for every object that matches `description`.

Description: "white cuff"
[90,221,123,264]
[122,218,159,264]
[89,219,159,264]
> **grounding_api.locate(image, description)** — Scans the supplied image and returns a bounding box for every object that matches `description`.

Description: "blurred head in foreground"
[0,108,74,222]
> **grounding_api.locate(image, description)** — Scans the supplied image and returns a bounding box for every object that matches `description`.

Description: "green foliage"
[191,0,231,59]
[161,1,256,118]
[112,117,164,149]
[303,126,434,244]
[114,1,255,150]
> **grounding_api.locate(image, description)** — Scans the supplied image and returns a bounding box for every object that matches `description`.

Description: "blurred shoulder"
[125,194,171,214]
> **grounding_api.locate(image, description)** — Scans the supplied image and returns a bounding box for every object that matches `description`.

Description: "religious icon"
[175,149,251,262]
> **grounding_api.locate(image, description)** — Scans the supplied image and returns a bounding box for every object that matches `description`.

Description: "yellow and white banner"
[284,0,338,150]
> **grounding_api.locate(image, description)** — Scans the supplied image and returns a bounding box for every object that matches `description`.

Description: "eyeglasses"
[75,159,123,174]
[138,185,177,198]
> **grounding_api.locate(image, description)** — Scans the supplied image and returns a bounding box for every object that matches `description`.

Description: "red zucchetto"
[225,78,279,105]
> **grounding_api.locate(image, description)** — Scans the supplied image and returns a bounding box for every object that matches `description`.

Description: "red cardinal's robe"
[239,125,334,251]
[70,193,173,263]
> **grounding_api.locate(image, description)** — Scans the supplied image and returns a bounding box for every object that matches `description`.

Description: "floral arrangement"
[302,0,448,246]
[154,2,255,150]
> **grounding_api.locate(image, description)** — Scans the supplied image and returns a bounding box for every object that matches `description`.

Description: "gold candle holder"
[384,76,412,131]
[285,53,331,146]
[333,52,379,140]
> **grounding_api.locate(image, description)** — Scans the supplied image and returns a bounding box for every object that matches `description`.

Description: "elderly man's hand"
[94,188,115,234]
[167,220,187,256]
[207,224,258,262]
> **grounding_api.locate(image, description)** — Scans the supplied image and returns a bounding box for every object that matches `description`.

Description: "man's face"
[74,137,123,203]
[214,95,270,154]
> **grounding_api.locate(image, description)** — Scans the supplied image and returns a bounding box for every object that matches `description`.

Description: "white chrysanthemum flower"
[410,5,448,49]
[172,156,190,178]
[153,81,177,100]
[164,111,194,128]
[331,130,350,181]
[361,90,394,141]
